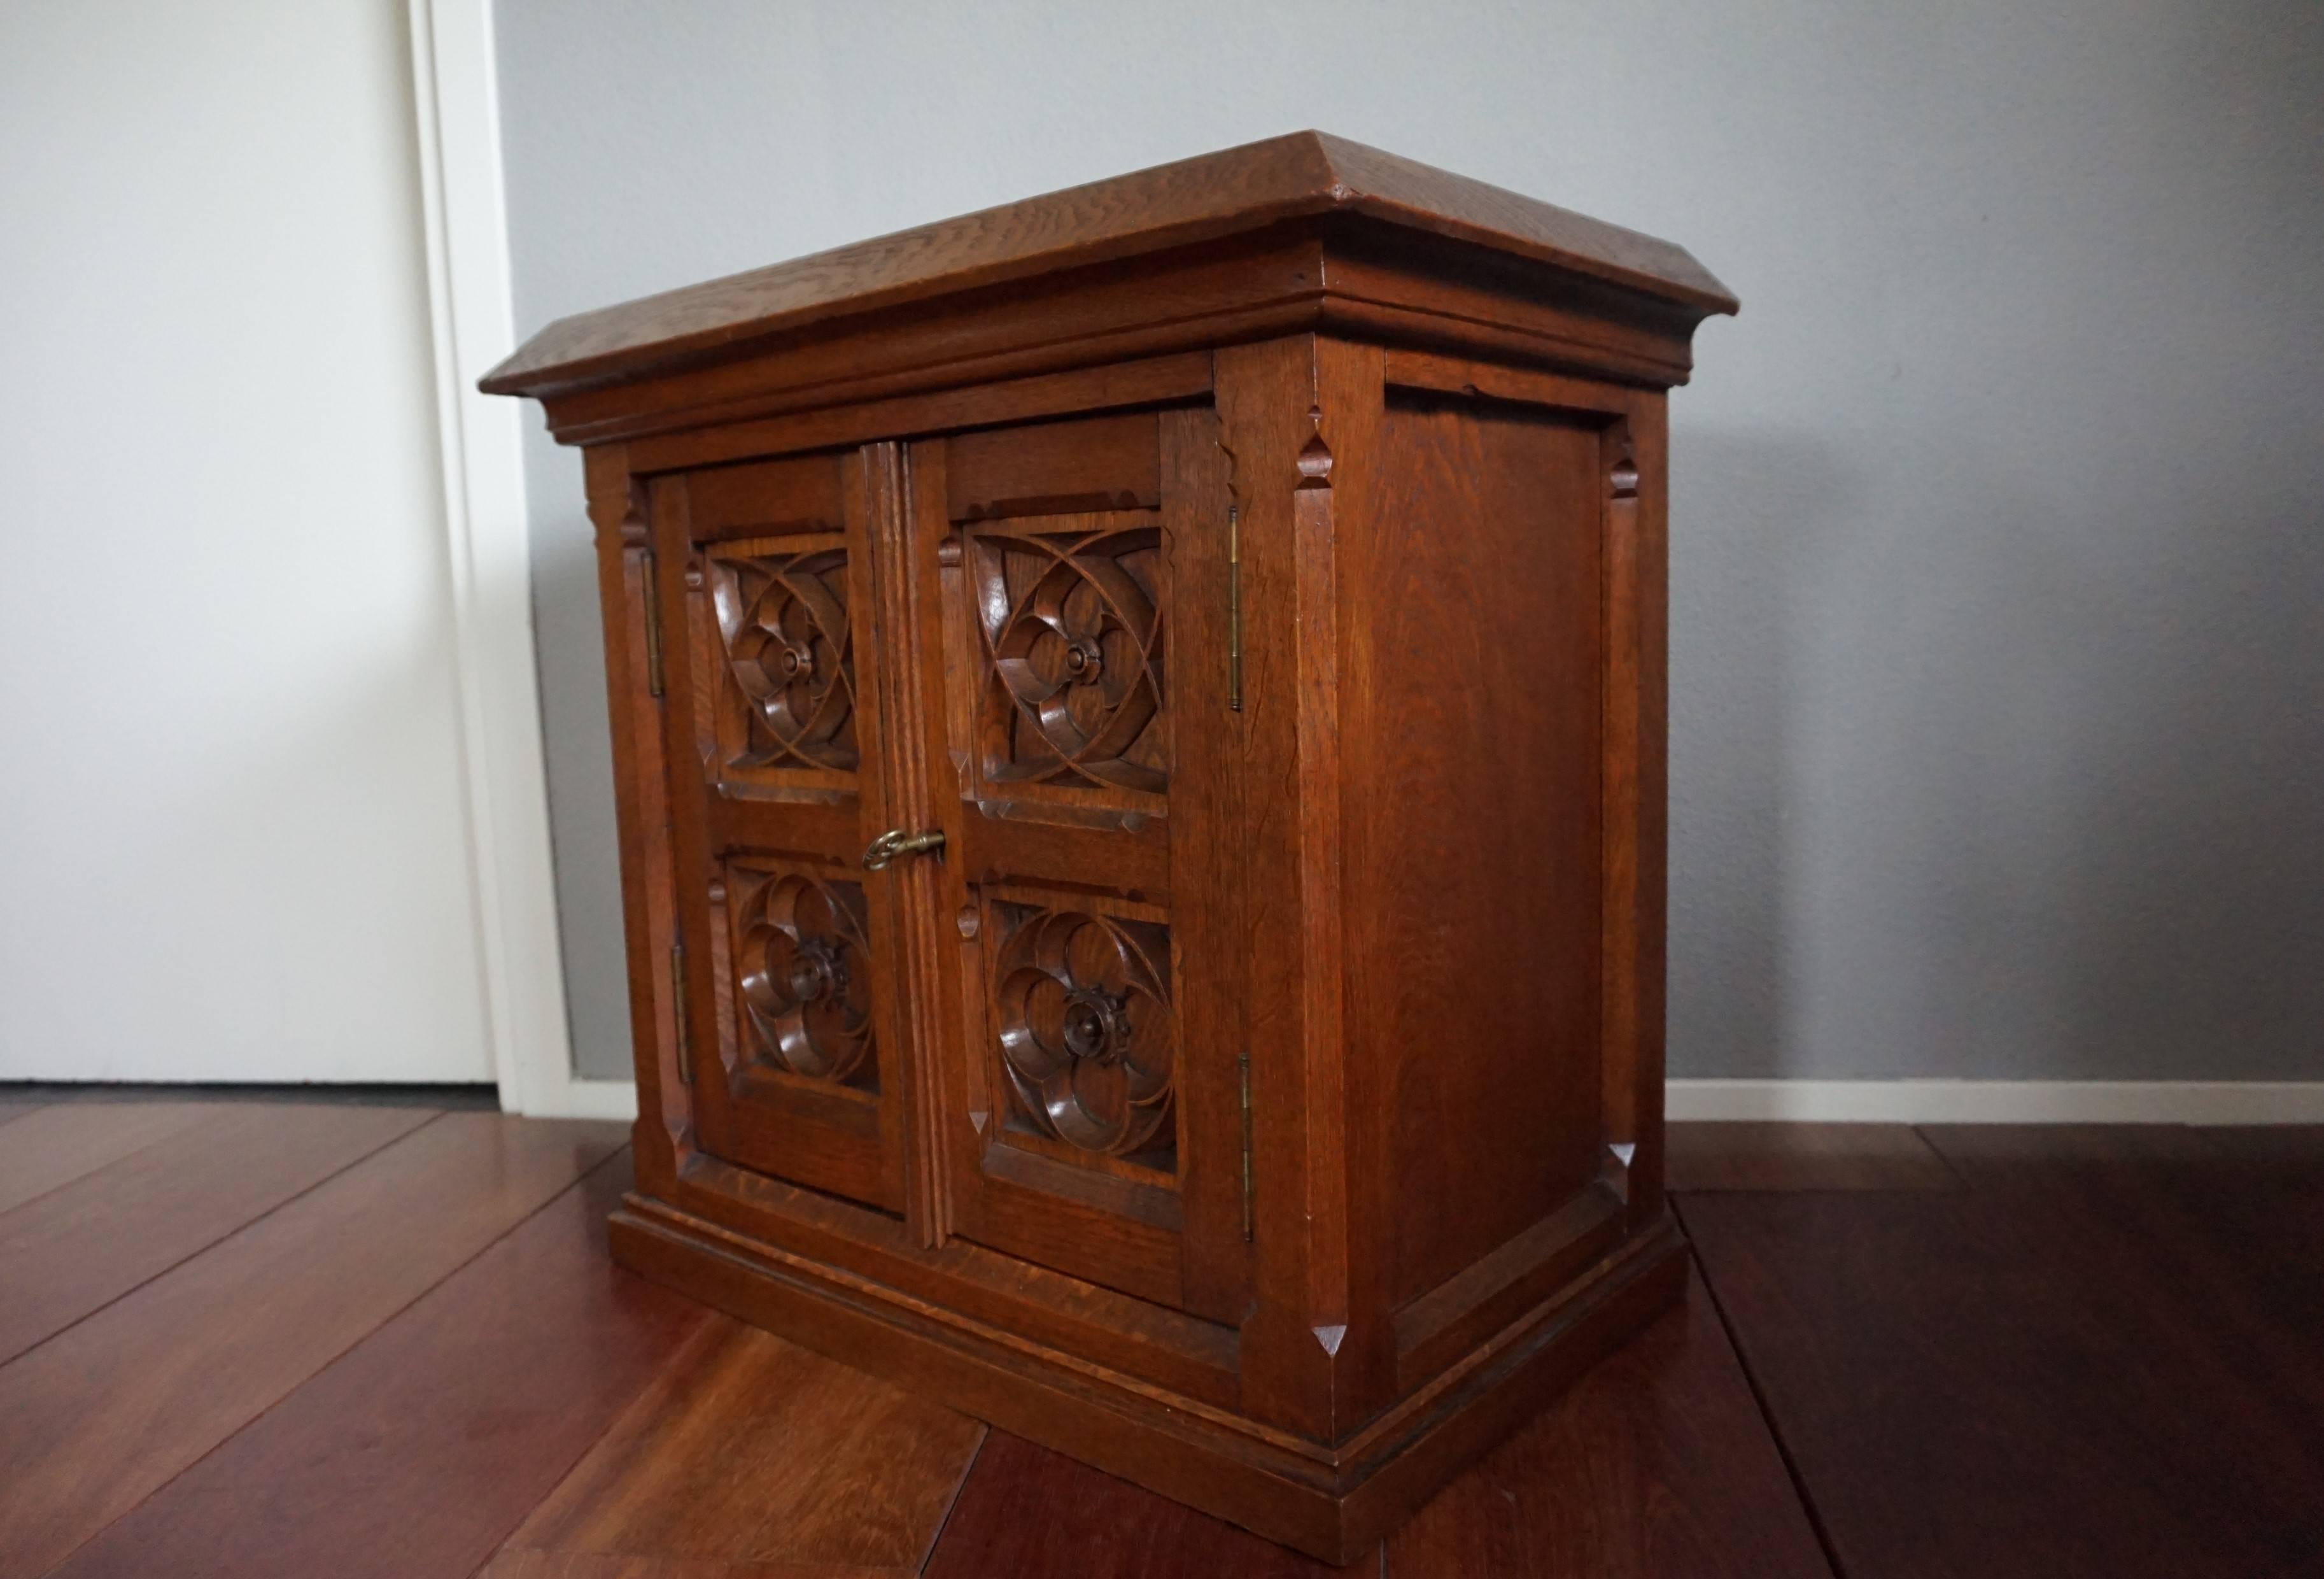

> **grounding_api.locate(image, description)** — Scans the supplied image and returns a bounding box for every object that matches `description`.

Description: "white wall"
[493,0,2324,1084]
[0,0,496,1083]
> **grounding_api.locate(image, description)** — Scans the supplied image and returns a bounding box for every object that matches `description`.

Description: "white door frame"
[407,0,635,1121]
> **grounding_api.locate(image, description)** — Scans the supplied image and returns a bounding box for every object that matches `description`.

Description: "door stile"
[906,438,994,1250]
[584,444,690,1191]
[1155,407,1251,1324]
[856,439,955,1247]
[649,474,733,1165]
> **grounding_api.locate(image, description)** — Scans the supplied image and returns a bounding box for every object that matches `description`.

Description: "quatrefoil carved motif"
[971,526,1165,797]
[732,868,876,1089]
[992,903,1173,1160]
[712,546,857,774]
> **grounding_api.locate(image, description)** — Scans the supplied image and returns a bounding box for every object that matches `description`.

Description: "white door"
[0,0,507,1084]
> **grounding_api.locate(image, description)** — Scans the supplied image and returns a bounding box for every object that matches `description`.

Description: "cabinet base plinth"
[609,1195,1687,1564]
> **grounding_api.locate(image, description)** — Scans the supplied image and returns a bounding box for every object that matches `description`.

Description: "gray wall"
[496,0,2324,1084]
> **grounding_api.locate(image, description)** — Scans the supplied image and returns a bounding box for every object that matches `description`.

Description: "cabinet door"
[652,452,909,1212]
[905,408,1251,1320]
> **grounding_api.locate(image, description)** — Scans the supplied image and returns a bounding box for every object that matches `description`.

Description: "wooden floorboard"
[1387,1263,1831,1578]
[1666,1121,1960,1192]
[492,1316,984,1577]
[48,1150,712,1579]
[1679,1127,2324,1579]
[0,1101,435,1365]
[3,1114,2311,1575]
[483,1553,901,1579]
[0,1102,222,1216]
[0,1082,500,1111]
[923,1430,1363,1579]
[0,1112,624,1578]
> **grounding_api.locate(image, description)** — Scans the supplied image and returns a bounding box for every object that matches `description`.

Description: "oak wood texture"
[0,1113,623,1577]
[1665,1121,1962,1193]
[47,1152,708,1579]
[481,132,1733,402]
[496,1316,983,1575]
[653,448,912,1214]
[1679,1126,2324,1578]
[481,139,1736,449]
[0,1100,221,1216]
[0,1100,433,1365]
[1361,386,1607,1312]
[493,139,1732,1561]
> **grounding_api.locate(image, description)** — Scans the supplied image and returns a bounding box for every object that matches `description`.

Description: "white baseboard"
[515,1073,639,1122]
[1666,1079,2324,1125]
[514,1077,2323,1126]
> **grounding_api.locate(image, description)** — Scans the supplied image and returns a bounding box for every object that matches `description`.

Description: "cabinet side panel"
[1354,395,1605,1309]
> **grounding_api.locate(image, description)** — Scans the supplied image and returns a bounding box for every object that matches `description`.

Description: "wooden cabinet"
[485,132,1735,1562]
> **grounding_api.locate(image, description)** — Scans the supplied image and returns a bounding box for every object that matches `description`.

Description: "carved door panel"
[652,451,910,1212]
[906,408,1252,1321]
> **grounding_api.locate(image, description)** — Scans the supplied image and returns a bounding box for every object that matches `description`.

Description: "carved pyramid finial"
[1610,438,1640,501]
[1296,409,1334,491]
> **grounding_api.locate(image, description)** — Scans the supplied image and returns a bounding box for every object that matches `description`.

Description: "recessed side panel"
[1353,391,1609,1319]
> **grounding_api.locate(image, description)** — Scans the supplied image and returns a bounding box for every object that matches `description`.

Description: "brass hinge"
[640,548,666,698]
[669,942,691,1085]
[1238,1049,1254,1241]
[1226,506,1243,712]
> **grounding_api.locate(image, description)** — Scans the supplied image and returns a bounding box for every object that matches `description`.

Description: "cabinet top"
[481,132,1736,401]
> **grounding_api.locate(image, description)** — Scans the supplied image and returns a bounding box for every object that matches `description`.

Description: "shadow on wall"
[525,428,634,1085]
[1666,428,1836,1082]
[1668,425,2324,1082]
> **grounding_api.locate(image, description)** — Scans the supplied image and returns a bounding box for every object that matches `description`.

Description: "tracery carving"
[989,900,1174,1162]
[710,542,858,775]
[727,863,877,1091]
[968,521,1166,800]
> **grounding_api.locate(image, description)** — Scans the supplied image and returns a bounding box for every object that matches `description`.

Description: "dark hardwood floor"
[0,1094,2313,1577]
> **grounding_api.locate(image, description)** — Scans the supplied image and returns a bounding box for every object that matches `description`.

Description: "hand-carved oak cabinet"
[484,132,1735,1561]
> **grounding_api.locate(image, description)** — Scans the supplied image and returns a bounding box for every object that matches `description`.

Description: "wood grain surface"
[3,1106,2312,1576]
[0,1101,221,1216]
[482,1552,900,1579]
[1680,1126,2324,1578]
[1665,1121,1961,1193]
[481,131,1733,397]
[0,1101,433,1364]
[46,1151,707,1579]
[923,1430,1365,1579]
[0,1113,623,1576]
[498,1318,983,1575]
[1388,1264,1831,1578]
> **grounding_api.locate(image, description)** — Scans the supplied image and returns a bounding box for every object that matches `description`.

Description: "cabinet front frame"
[593,358,1260,1378]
